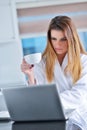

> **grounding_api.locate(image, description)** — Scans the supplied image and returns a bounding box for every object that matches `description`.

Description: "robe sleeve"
[60,55,87,110]
[33,60,46,85]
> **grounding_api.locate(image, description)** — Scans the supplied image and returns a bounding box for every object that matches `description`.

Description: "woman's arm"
[21,58,46,85]
[21,59,35,85]
[60,55,87,110]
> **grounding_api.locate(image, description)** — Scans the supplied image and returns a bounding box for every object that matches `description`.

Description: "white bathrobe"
[32,53,87,130]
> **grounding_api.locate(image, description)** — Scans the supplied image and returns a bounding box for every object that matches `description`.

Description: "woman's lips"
[55,48,62,51]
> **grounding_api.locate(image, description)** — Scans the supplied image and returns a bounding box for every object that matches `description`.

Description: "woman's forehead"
[51,30,65,37]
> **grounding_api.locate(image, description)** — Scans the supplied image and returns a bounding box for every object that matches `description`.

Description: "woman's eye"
[51,37,57,40]
[61,38,67,42]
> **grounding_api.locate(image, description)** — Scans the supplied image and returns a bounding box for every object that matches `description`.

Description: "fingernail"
[31,64,34,67]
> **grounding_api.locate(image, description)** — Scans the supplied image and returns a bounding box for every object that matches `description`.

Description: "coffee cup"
[24,53,41,64]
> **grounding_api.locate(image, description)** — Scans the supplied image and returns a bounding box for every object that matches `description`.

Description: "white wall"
[0,0,26,87]
[0,40,25,86]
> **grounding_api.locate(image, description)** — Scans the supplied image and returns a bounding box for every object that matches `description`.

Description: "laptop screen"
[2,84,66,122]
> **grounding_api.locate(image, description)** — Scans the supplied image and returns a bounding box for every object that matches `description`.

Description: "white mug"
[24,53,41,64]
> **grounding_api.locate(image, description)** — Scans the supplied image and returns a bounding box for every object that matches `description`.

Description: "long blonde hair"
[42,16,87,83]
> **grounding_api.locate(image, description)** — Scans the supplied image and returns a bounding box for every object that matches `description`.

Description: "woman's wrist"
[27,74,36,85]
[28,79,36,85]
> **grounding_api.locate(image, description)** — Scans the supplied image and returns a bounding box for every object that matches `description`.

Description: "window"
[17,1,87,56]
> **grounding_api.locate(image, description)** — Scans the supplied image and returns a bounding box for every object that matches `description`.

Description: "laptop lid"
[0,84,27,121]
[1,84,67,122]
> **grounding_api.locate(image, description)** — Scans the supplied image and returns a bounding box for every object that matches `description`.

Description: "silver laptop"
[0,84,26,121]
[1,84,74,122]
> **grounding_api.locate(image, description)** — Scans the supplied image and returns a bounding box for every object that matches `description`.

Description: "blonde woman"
[21,16,87,130]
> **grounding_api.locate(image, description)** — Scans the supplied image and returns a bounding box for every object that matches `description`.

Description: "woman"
[21,16,87,130]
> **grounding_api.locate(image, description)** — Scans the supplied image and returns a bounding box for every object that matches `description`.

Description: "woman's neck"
[57,54,66,65]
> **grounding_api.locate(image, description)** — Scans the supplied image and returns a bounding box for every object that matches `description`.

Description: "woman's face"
[50,29,68,56]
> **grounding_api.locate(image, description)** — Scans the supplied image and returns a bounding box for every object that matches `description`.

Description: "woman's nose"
[56,40,61,46]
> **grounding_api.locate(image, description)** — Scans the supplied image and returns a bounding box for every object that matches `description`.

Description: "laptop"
[0,84,26,121]
[12,121,66,130]
[1,84,74,122]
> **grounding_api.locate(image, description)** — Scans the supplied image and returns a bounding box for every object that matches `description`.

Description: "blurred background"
[0,0,87,87]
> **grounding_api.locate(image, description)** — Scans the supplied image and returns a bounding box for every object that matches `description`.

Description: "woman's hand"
[21,59,34,75]
[21,59,35,84]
